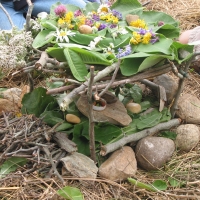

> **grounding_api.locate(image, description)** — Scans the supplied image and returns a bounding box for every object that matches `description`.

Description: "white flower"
[88,36,103,49]
[55,28,76,43]
[37,12,48,19]
[117,27,128,35]
[97,4,111,14]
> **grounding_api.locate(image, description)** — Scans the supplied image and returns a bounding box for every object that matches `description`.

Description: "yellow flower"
[130,37,139,45]
[64,11,73,23]
[97,4,110,13]
[58,18,65,26]
[142,32,152,44]
[130,19,147,29]
[133,32,142,43]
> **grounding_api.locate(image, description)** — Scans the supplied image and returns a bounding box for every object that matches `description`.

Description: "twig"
[87,66,96,162]
[42,146,65,183]
[46,85,77,95]
[170,51,200,117]
[99,60,121,97]
[100,118,181,156]
[0,3,14,28]
[59,61,121,110]
[25,0,34,31]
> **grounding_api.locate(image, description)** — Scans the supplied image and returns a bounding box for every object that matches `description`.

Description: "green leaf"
[32,30,55,49]
[140,101,152,112]
[129,84,142,103]
[168,177,185,187]
[152,180,168,191]
[56,122,73,131]
[137,108,162,130]
[160,107,171,122]
[46,47,66,62]
[159,131,177,140]
[40,19,57,30]
[0,157,27,178]
[40,110,64,126]
[128,178,157,192]
[70,47,112,65]
[57,186,84,200]
[63,48,88,81]
[72,121,90,156]
[21,87,55,117]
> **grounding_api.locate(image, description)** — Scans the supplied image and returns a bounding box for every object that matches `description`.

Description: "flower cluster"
[116,45,132,58]
[130,28,159,45]
[54,4,122,31]
[130,18,147,29]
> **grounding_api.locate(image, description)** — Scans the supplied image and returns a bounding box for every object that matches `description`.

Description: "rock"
[125,14,139,25]
[1,87,21,104]
[77,92,132,126]
[0,99,19,116]
[176,94,200,124]
[175,124,200,152]
[135,137,175,171]
[66,114,81,124]
[61,152,98,183]
[79,25,93,34]
[126,102,141,114]
[153,74,178,103]
[98,146,137,181]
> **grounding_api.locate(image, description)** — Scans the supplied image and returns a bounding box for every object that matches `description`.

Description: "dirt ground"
[0,0,200,199]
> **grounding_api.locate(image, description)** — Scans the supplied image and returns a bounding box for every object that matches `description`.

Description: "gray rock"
[153,74,178,103]
[175,124,200,152]
[61,152,98,183]
[98,146,137,181]
[176,94,200,124]
[135,137,175,171]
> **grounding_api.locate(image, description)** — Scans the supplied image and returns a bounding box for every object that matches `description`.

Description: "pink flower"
[54,5,67,17]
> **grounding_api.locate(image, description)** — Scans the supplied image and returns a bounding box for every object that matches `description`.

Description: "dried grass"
[1,0,200,199]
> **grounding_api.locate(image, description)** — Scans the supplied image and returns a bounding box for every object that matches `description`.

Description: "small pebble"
[66,114,81,124]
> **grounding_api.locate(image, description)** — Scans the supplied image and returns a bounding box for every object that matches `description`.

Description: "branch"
[25,0,34,31]
[87,66,96,162]
[100,118,181,156]
[59,61,121,111]
[0,3,14,28]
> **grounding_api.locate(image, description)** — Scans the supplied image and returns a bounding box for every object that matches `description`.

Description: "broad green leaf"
[58,43,94,50]
[21,87,55,117]
[137,108,162,130]
[63,48,88,81]
[40,110,64,126]
[111,0,143,18]
[69,47,112,65]
[69,33,96,45]
[40,19,57,30]
[85,2,100,13]
[129,84,142,103]
[32,30,55,49]
[57,186,84,200]
[73,121,90,156]
[156,24,180,39]
[159,131,177,140]
[83,123,122,144]
[0,157,27,178]
[160,107,171,122]
[46,47,66,62]
[56,122,73,131]
[152,180,168,191]
[140,101,152,112]
[168,177,184,187]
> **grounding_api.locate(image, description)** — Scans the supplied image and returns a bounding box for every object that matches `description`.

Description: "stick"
[59,61,121,111]
[100,118,181,156]
[87,66,96,162]
[25,0,34,31]
[0,3,14,28]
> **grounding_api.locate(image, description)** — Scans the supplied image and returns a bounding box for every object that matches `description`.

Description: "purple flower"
[98,24,107,31]
[74,9,82,17]
[85,19,93,26]
[158,21,164,26]
[138,28,147,35]
[110,24,117,29]
[150,36,159,44]
[92,14,100,21]
[112,10,122,20]
[116,45,132,58]
[54,4,67,17]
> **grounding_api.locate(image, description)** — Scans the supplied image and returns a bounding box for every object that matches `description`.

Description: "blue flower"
[112,10,122,20]
[116,44,132,58]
